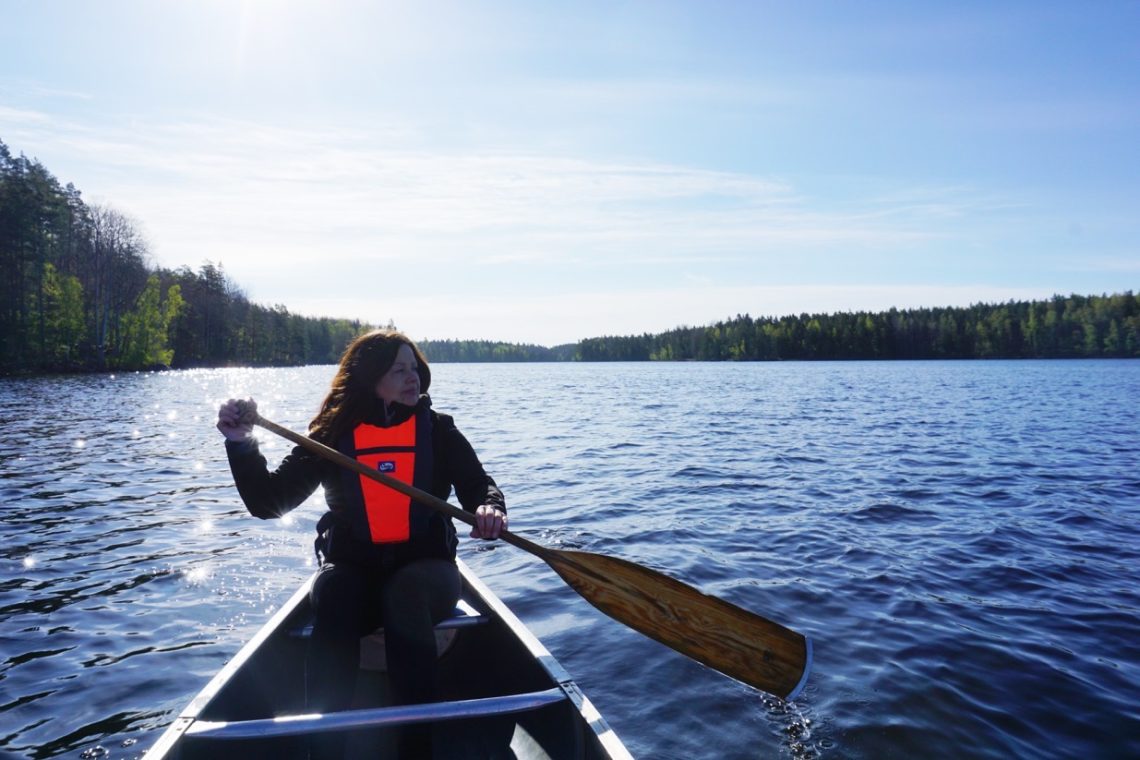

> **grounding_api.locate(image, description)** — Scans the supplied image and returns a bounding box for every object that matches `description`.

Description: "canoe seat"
[287,599,490,671]
[287,598,489,640]
[183,687,568,740]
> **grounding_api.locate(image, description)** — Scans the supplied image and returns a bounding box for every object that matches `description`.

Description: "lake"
[1,360,1138,759]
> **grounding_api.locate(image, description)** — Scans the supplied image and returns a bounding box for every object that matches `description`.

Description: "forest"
[577,292,1140,361]
[416,339,576,362]
[0,139,374,373]
[2,136,1137,375]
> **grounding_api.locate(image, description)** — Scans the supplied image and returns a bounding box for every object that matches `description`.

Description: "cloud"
[1,111,961,273]
[1,109,1075,343]
[0,104,52,126]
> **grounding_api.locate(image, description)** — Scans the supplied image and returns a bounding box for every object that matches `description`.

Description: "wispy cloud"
[0,104,52,126]
[2,112,961,265]
[0,110,1081,342]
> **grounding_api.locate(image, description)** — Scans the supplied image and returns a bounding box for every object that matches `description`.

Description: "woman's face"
[374,343,421,407]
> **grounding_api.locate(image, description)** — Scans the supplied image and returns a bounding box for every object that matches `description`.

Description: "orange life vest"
[343,410,433,543]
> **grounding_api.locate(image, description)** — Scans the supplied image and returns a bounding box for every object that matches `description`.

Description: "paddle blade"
[544,549,811,700]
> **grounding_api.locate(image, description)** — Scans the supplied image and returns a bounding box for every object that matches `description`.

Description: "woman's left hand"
[470,505,507,540]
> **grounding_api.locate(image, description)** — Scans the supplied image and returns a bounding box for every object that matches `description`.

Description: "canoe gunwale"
[457,560,634,760]
[143,575,317,759]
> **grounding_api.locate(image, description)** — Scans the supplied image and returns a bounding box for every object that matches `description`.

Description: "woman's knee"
[311,564,370,630]
[383,560,460,624]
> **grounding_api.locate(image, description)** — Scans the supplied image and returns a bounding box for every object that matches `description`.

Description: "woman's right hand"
[217,398,256,442]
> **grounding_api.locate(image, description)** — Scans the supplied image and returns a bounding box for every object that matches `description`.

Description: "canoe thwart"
[183,687,568,740]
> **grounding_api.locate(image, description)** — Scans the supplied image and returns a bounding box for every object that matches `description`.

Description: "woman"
[216,329,506,758]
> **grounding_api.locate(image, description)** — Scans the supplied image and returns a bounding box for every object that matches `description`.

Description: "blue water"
[1,361,1138,759]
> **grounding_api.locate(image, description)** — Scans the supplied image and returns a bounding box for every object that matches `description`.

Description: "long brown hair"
[308,329,431,444]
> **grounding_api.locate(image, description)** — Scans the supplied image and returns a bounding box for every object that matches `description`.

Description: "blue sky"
[2,0,1136,345]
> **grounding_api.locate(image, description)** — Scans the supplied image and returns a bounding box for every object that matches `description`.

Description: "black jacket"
[225,396,504,570]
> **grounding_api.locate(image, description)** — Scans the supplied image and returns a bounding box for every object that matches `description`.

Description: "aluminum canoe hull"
[144,558,632,759]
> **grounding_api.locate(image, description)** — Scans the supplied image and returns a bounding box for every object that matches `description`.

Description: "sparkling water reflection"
[1,361,1139,759]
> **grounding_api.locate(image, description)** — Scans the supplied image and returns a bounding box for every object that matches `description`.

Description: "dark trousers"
[307,558,461,759]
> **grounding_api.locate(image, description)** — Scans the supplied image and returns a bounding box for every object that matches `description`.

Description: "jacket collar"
[365,394,431,427]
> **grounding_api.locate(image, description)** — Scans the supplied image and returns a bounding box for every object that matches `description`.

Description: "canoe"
[144,558,632,759]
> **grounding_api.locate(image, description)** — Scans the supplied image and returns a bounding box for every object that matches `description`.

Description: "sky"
[1,0,1137,346]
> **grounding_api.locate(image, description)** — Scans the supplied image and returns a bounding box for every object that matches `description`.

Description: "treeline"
[578,293,1140,361]
[5,137,1138,373]
[1,140,179,372]
[418,339,576,362]
[163,262,376,368]
[0,138,376,374]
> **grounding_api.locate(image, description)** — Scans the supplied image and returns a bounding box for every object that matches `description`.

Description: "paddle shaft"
[244,411,811,700]
[249,413,550,557]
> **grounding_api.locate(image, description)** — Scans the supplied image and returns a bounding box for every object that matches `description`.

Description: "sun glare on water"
[184,566,211,584]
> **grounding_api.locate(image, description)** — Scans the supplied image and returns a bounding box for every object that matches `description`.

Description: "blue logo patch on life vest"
[377,461,396,473]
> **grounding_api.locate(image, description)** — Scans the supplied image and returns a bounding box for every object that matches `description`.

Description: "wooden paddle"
[245,410,812,700]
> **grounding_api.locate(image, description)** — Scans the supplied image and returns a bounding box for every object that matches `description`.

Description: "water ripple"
[2,361,1139,759]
